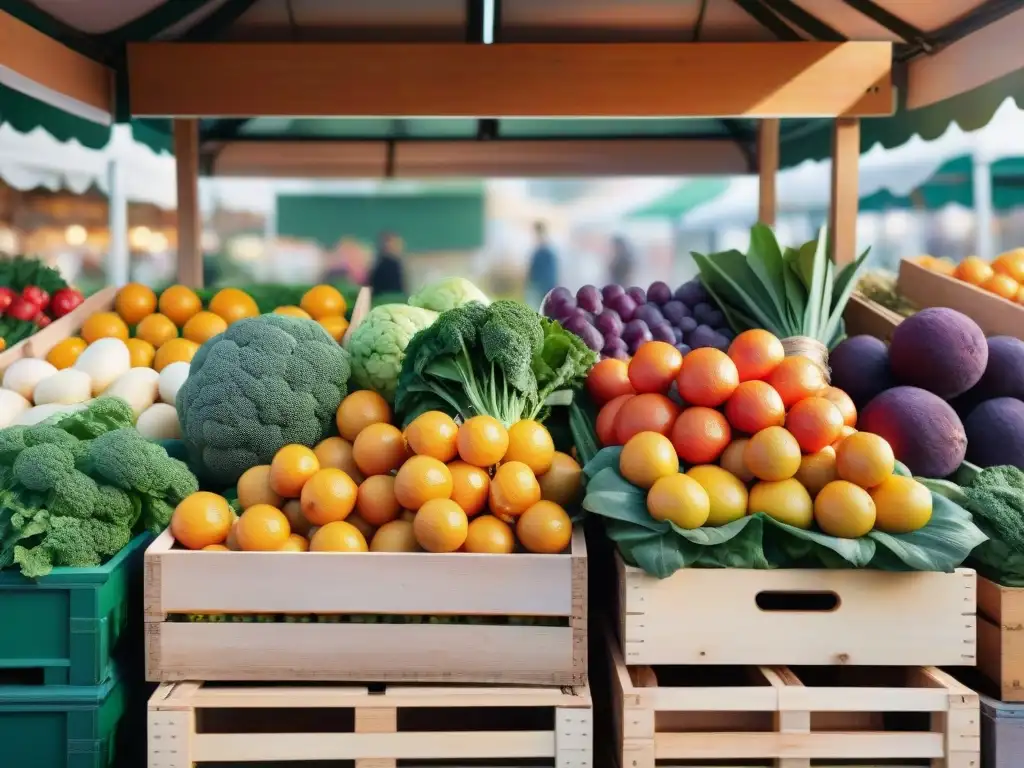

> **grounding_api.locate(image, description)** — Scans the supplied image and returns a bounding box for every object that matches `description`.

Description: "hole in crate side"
[198,762,355,767]
[754,591,840,612]
[0,667,46,685]
[196,707,356,735]
[398,705,555,733]
[400,760,552,767]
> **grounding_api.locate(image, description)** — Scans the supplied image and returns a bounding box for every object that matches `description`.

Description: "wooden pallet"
[600,623,979,768]
[149,679,592,767]
[614,553,977,667]
[145,527,587,685]
[843,292,905,340]
[977,576,1024,702]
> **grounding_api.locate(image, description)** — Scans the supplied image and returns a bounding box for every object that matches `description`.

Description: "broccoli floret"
[965,466,1024,551]
[50,397,135,440]
[13,443,76,492]
[177,314,352,486]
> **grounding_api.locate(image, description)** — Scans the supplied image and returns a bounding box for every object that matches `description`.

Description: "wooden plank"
[654,731,944,760]
[829,116,860,266]
[757,119,780,226]
[977,578,1024,703]
[342,287,373,345]
[173,119,203,289]
[0,10,112,122]
[843,293,904,341]
[127,42,893,118]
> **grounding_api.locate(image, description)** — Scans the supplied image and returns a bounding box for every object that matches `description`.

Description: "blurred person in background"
[527,221,558,308]
[609,234,636,286]
[368,231,407,295]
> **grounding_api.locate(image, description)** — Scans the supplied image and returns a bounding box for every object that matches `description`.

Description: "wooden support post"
[758,119,780,226]
[829,117,860,266]
[173,119,203,288]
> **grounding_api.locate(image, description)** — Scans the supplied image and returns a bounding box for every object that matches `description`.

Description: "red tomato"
[6,297,39,321]
[36,314,51,328]
[615,393,681,444]
[49,288,84,318]
[0,286,14,313]
[595,393,634,446]
[21,285,49,311]
[628,341,683,394]
[586,358,635,405]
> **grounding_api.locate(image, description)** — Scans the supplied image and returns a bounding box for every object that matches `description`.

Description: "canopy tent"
[859,156,1024,213]
[627,179,732,220]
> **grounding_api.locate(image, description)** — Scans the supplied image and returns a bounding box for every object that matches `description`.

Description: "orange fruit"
[464,515,516,554]
[489,461,542,523]
[346,512,378,541]
[587,358,635,405]
[743,427,801,481]
[619,431,679,489]
[171,492,233,549]
[310,520,368,552]
[595,393,634,446]
[135,313,178,348]
[312,437,364,484]
[870,475,933,533]
[158,285,202,327]
[319,315,349,342]
[115,283,157,325]
[356,474,402,526]
[282,498,313,536]
[748,479,813,528]
[457,415,509,468]
[279,533,310,552]
[794,446,838,498]
[993,249,1024,283]
[413,498,469,552]
[835,431,895,489]
[934,258,956,276]
[301,467,358,525]
[353,423,408,476]
[686,465,748,526]
[517,500,572,554]
[270,444,321,497]
[46,337,87,369]
[615,392,680,443]
[504,420,555,475]
[725,380,786,434]
[237,465,284,510]
[955,256,994,286]
[236,504,291,551]
[370,519,419,552]
[785,397,844,454]
[208,288,259,324]
[274,305,312,319]
[225,521,240,550]
[336,390,392,441]
[1017,286,1024,305]
[448,460,490,517]
[647,474,710,529]
[81,312,129,343]
[300,284,347,320]
[677,348,740,407]
[719,439,754,483]
[981,273,1020,301]
[670,406,731,464]
[628,341,684,394]
[153,337,199,372]
[832,424,857,450]
[727,329,785,382]
[766,356,827,409]
[395,455,454,510]
[822,386,857,427]
[404,410,459,462]
[125,338,155,368]
[182,311,228,344]
[814,480,876,538]
[538,451,582,507]
[202,544,229,552]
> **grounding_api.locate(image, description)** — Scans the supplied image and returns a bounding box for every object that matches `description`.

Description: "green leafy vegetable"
[345,304,439,402]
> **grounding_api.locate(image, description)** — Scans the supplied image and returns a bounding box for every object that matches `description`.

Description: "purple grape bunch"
[542,279,734,359]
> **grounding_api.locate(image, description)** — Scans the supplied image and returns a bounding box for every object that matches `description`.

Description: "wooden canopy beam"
[128,41,893,118]
[757,119,780,226]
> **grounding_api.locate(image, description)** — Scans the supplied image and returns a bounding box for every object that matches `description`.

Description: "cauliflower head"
[346,304,438,402]
[177,314,351,487]
[409,277,490,313]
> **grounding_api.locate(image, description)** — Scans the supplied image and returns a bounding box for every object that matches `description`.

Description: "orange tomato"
[595,393,634,446]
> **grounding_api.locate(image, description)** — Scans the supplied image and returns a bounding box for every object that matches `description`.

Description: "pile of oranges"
[587,331,933,538]
[914,250,1024,305]
[170,390,582,555]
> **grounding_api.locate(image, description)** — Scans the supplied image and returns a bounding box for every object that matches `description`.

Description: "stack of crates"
[0,535,148,768]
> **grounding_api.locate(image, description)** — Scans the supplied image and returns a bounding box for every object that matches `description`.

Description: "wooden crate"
[897,258,1024,340]
[615,554,977,667]
[148,678,592,768]
[0,286,116,373]
[977,577,1024,702]
[145,528,587,685]
[843,292,904,340]
[602,623,980,768]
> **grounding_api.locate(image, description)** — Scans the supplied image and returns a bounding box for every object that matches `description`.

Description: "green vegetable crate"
[0,672,125,768]
[0,534,147,687]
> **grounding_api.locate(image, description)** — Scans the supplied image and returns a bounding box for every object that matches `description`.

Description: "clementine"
[370,519,419,552]
[464,515,516,554]
[724,380,786,434]
[537,451,582,507]
[182,311,228,344]
[235,504,291,551]
[670,407,731,464]
[158,285,202,327]
[300,467,358,525]
[586,358,635,404]
[153,338,199,372]
[448,460,490,517]
[134,313,178,348]
[273,305,312,319]
[489,461,542,523]
[356,474,402,526]
[504,420,555,475]
[413,498,469,552]
[278,533,310,552]
[336,390,392,441]
[300,284,347,320]
[208,288,259,324]
[835,431,895,489]
[270,444,321,497]
[352,423,408,476]
[954,256,994,286]
[237,465,284,510]
[114,283,157,325]
[628,341,683,394]
[310,520,368,552]
[619,432,679,489]
[394,455,454,510]
[125,338,155,368]
[982,273,1020,301]
[794,446,838,498]
[766,356,827,409]
[743,427,801,481]
[676,347,739,407]
[615,392,680,443]
[516,500,572,554]
[457,415,509,468]
[719,439,754,483]
[46,337,87,369]
[821,386,857,427]
[404,410,460,462]
[595,393,634,446]
[727,329,785,382]
[312,437,364,484]
[171,492,233,549]
[81,312,129,344]
[785,396,844,453]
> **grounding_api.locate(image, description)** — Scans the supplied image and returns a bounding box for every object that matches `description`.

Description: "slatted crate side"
[148,679,592,768]
[144,528,587,685]
[977,576,1024,702]
[616,554,977,667]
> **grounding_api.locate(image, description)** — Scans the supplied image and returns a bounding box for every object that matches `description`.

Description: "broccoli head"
[177,314,352,487]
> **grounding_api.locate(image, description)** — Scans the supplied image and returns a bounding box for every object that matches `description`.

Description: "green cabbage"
[346,304,438,402]
[409,277,489,313]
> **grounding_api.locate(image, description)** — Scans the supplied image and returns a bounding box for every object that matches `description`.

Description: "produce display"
[0,256,83,350]
[855,270,918,318]
[914,249,1024,305]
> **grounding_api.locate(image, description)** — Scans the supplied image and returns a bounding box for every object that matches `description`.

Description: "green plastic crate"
[0,535,148,686]
[0,671,125,768]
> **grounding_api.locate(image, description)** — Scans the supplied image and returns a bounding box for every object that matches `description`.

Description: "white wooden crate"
[616,554,976,667]
[145,527,587,685]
